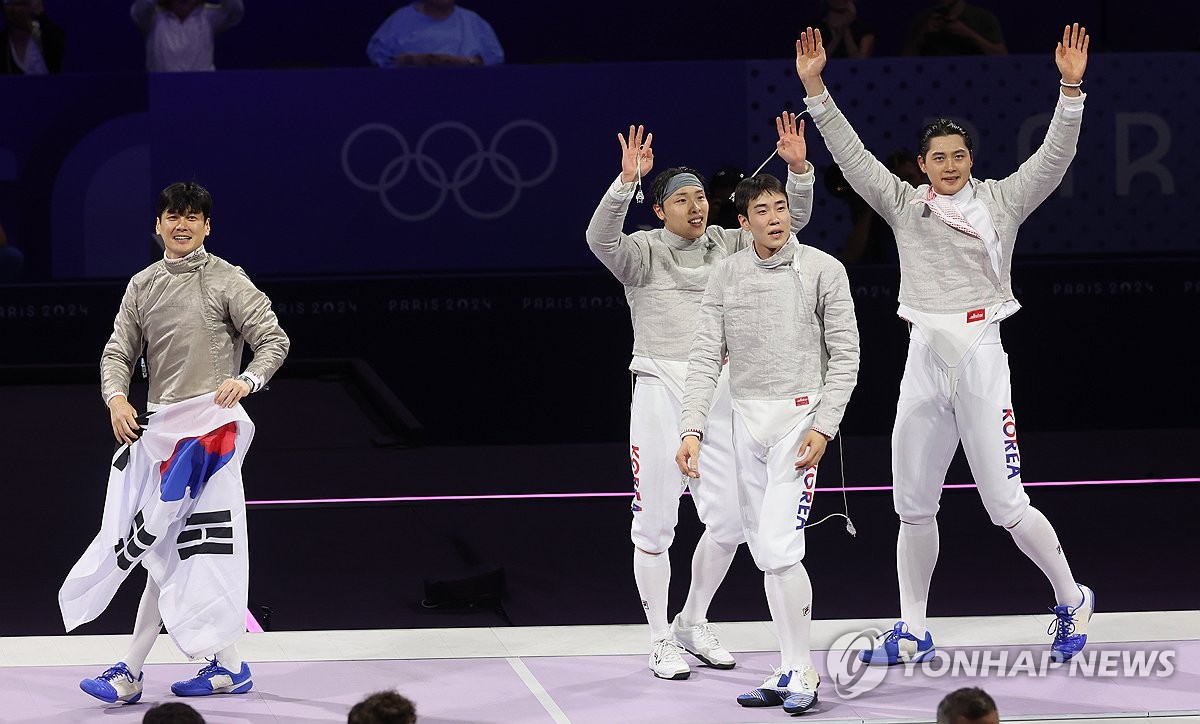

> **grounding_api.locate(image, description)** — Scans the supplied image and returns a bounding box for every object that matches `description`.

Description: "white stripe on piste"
[506,657,571,724]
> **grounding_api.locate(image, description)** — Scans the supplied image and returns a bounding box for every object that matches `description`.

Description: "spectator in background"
[903,0,1007,56]
[143,702,206,723]
[827,148,922,264]
[937,687,1000,724]
[1,0,63,74]
[367,0,503,68]
[886,148,926,188]
[825,163,885,264]
[349,690,417,724]
[131,0,244,72]
[0,218,24,281]
[707,166,746,230]
[814,0,875,59]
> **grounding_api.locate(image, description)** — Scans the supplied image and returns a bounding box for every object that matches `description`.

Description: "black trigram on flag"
[114,510,157,571]
[111,413,154,472]
[176,510,234,561]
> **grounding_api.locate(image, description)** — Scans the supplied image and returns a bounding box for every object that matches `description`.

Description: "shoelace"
[696,622,723,650]
[1047,607,1077,640]
[763,666,786,687]
[195,657,224,677]
[783,665,820,694]
[655,639,685,659]
[98,664,132,682]
[878,621,916,644]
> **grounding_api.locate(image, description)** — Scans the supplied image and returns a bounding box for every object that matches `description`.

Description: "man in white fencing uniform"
[794,24,1095,665]
[66,181,289,704]
[676,165,860,715]
[586,122,814,680]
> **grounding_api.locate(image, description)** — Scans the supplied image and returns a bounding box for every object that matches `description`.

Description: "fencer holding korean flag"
[62,181,289,705]
[794,23,1095,666]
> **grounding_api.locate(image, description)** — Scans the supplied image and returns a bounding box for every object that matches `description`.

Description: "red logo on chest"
[795,396,809,406]
[966,308,986,323]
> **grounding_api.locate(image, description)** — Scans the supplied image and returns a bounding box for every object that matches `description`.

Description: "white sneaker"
[649,638,690,680]
[671,614,736,669]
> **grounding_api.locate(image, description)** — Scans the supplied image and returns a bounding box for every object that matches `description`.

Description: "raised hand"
[795,27,827,88]
[775,112,808,173]
[1055,23,1089,85]
[618,125,654,184]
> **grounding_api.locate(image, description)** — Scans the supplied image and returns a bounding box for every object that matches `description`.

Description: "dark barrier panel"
[2,257,1197,443]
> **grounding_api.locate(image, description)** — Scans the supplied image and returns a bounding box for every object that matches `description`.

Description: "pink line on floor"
[246,477,1199,506]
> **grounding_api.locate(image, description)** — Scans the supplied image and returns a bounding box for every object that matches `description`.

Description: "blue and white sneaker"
[170,658,253,696]
[781,664,820,715]
[736,664,819,712]
[858,621,936,665]
[79,661,143,704]
[1049,584,1095,663]
[736,686,785,707]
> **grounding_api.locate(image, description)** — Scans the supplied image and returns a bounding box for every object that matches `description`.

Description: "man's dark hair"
[348,690,417,724]
[649,166,707,207]
[156,181,213,219]
[936,686,998,723]
[143,702,206,724]
[918,118,974,158]
[733,174,786,218]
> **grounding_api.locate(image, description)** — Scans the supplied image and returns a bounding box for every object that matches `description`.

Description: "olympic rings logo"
[341,120,558,221]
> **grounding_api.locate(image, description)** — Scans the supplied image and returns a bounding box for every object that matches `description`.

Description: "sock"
[215,642,244,673]
[1008,506,1078,606]
[678,532,737,626]
[898,519,939,638]
[633,547,671,642]
[122,577,163,677]
[763,572,793,671]
[766,563,814,671]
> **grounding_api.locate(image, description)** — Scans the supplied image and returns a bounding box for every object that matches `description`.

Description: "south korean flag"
[60,394,256,659]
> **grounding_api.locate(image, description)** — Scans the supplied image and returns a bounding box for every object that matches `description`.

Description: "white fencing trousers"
[892,324,1030,528]
[629,373,743,553]
[732,407,818,574]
